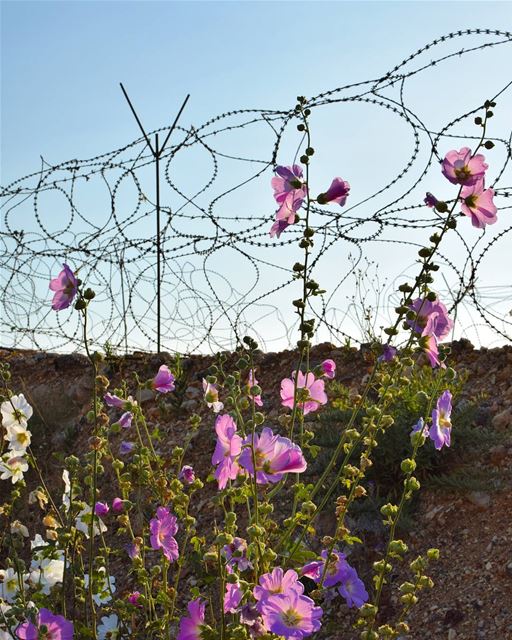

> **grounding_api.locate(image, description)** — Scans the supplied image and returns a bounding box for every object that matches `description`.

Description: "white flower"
[30,558,65,595]
[75,506,107,538]
[4,424,32,454]
[84,568,116,606]
[0,602,16,640]
[1,394,33,429]
[0,454,28,484]
[62,469,71,511]
[0,568,28,603]
[98,614,120,639]
[10,521,29,538]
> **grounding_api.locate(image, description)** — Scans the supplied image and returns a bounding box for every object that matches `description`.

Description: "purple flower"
[430,390,452,450]
[246,371,263,407]
[320,359,336,379]
[94,501,109,517]
[460,178,497,228]
[302,550,347,588]
[424,192,439,208]
[239,428,307,485]
[240,604,266,637]
[260,591,322,639]
[442,148,487,186]
[126,541,141,560]
[269,218,292,238]
[150,506,179,562]
[223,537,251,572]
[177,599,205,640]
[16,607,74,639]
[119,441,135,456]
[49,264,78,311]
[211,414,243,490]
[337,565,369,608]
[272,165,307,214]
[153,365,176,393]
[253,568,304,606]
[112,497,124,512]
[128,591,143,607]
[179,465,196,484]
[280,371,328,415]
[407,297,453,342]
[118,411,133,429]
[410,417,428,438]
[224,582,243,613]
[378,345,397,363]
[422,334,443,369]
[317,177,350,206]
[104,393,125,409]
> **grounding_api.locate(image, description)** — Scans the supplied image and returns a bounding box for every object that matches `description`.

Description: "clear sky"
[1,1,512,352]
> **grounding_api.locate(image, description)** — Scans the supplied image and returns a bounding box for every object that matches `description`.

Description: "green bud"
[427,548,440,560]
[401,458,416,473]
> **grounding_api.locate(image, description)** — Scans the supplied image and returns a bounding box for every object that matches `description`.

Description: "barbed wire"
[1,28,511,354]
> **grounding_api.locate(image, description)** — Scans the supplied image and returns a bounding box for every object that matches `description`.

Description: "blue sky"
[1,1,512,351]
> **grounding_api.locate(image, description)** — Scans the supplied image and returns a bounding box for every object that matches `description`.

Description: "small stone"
[492,408,512,431]
[467,491,491,509]
[489,444,507,465]
[485,561,492,570]
[448,629,457,640]
[506,562,512,578]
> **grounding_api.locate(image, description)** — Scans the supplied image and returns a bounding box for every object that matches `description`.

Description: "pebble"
[448,629,457,640]
[506,561,512,578]
[467,491,491,509]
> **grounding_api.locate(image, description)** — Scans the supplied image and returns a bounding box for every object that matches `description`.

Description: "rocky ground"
[1,341,511,639]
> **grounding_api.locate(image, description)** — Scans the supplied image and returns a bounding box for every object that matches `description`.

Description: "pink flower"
[149,506,179,562]
[128,591,143,607]
[223,537,252,571]
[117,411,133,429]
[16,608,74,639]
[179,465,196,484]
[153,365,176,393]
[424,192,439,208]
[272,165,307,211]
[253,568,304,606]
[407,297,453,342]
[119,441,135,456]
[224,582,243,613]
[423,334,443,369]
[270,218,292,238]
[211,414,243,490]
[247,370,263,406]
[112,497,124,512]
[104,393,126,409]
[203,379,223,413]
[49,264,78,311]
[126,541,141,560]
[460,179,497,228]
[280,371,327,415]
[430,390,453,450]
[177,599,205,640]
[317,177,350,206]
[441,147,487,186]
[260,591,322,639]
[94,501,109,517]
[320,359,336,379]
[238,427,307,484]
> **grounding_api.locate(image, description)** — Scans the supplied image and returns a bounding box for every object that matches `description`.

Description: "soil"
[1,340,511,639]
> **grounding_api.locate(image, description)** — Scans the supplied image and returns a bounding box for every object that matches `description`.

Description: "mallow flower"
[177,599,205,640]
[259,591,322,639]
[149,506,179,562]
[211,414,243,490]
[49,264,78,311]
[317,177,350,206]
[441,148,487,186]
[460,178,497,228]
[16,608,73,640]
[430,390,453,450]
[153,365,175,393]
[280,371,327,415]
[1,394,33,430]
[253,568,304,606]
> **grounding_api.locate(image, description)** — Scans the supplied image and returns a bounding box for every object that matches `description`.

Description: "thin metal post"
[155,133,161,353]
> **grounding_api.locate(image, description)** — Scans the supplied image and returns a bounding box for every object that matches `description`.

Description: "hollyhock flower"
[94,502,109,517]
[240,604,266,637]
[203,379,223,413]
[320,359,336,379]
[75,506,107,538]
[260,591,322,639]
[49,263,78,311]
[104,393,125,409]
[269,218,292,238]
[153,365,175,393]
[223,537,251,571]
[302,550,348,588]
[211,414,243,490]
[16,608,74,640]
[125,542,141,560]
[0,568,28,603]
[246,370,263,406]
[378,345,397,363]
[280,371,327,415]
[422,334,443,369]
[430,390,453,450]
[30,557,65,596]
[1,394,33,430]
[150,506,179,562]
[0,453,28,484]
[317,177,350,206]
[84,568,116,606]
[272,165,307,210]
[424,192,439,208]
[441,148,487,186]
[177,598,205,640]
[239,428,307,484]
[254,568,304,606]
[119,441,135,456]
[10,520,29,538]
[179,465,196,484]
[410,417,428,439]
[4,424,32,454]
[117,411,133,429]
[112,497,124,512]
[337,566,368,608]
[127,591,142,607]
[98,614,119,640]
[62,470,71,512]
[407,297,453,342]
[460,179,497,228]
[224,582,243,613]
